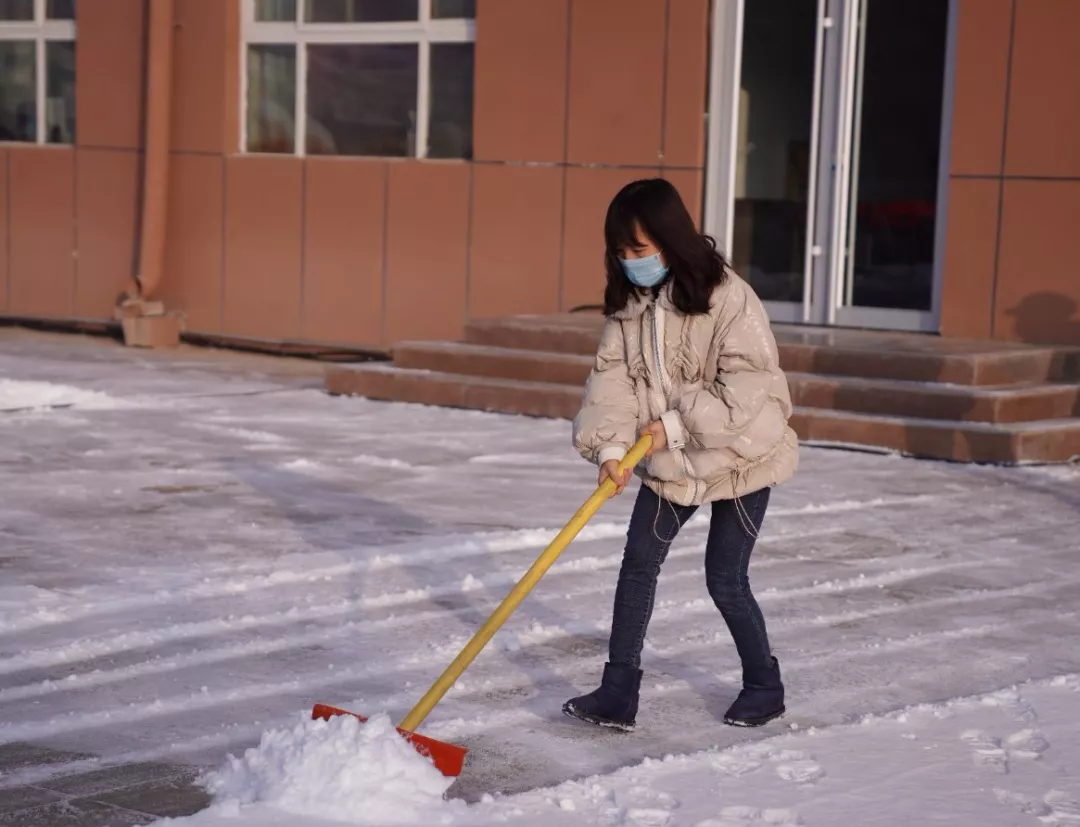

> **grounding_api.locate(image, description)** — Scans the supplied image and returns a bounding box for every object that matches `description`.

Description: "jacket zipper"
[651,305,671,399]
[650,304,700,499]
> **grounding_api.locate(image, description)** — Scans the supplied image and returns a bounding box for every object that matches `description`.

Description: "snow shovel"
[313,434,653,777]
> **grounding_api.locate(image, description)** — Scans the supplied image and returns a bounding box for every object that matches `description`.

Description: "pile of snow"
[0,378,120,411]
[197,713,459,825]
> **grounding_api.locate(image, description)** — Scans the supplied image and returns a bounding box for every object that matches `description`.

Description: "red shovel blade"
[311,704,467,777]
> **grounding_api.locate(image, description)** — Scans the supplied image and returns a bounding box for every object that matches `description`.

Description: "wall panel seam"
[72,147,78,316]
[464,163,474,323]
[379,162,390,347]
[990,0,1018,338]
[298,160,307,338]
[659,0,670,168]
[218,156,227,333]
[557,0,574,312]
[952,173,1080,182]
[4,153,9,312]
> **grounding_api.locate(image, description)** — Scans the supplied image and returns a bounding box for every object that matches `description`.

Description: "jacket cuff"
[660,410,687,451]
[597,445,627,467]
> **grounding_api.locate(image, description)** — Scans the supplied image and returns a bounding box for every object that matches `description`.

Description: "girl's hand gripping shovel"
[312,435,653,776]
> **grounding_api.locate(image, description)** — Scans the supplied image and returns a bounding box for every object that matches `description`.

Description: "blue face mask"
[620,252,669,288]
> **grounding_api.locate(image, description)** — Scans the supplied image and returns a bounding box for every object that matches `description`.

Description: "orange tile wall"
[6,0,1079,348]
[0,0,710,349]
[0,0,144,324]
[8,148,76,319]
[6,0,1077,348]
[942,0,1080,345]
[301,158,387,347]
[159,0,711,348]
[0,149,7,314]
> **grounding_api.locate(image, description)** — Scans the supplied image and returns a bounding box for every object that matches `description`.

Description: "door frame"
[703,0,959,332]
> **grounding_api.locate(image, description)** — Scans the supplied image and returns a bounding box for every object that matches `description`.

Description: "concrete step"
[325,362,580,420]
[465,316,1080,386]
[325,363,1080,463]
[394,341,593,387]
[465,317,602,357]
[791,407,1080,465]
[780,340,1071,387]
[788,374,1079,424]
[392,341,1080,425]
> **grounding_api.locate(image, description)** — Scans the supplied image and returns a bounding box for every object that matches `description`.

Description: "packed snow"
[194,712,456,825]
[167,676,1080,826]
[0,329,1078,827]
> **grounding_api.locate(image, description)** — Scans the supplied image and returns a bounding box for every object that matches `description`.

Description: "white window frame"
[240,0,475,158]
[0,0,76,146]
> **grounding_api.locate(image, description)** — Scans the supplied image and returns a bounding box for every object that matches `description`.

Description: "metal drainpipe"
[133,0,174,301]
[117,0,178,346]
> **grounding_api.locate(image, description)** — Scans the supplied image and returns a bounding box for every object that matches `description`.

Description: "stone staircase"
[326,314,1080,464]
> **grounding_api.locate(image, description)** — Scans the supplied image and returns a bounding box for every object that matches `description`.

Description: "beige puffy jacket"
[573,272,799,506]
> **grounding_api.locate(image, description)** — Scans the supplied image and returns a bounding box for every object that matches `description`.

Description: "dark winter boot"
[723,656,785,727]
[562,662,643,731]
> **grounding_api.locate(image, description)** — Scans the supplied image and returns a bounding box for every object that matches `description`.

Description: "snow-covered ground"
[0,330,1078,826]
[168,676,1080,827]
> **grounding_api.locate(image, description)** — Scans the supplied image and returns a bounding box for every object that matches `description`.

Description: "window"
[0,0,76,144]
[243,0,475,158]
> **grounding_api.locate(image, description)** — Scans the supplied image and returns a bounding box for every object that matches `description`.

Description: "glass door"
[706,0,954,331]
[728,0,822,323]
[831,0,951,328]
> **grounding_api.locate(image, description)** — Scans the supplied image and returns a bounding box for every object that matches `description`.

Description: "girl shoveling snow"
[566,178,799,731]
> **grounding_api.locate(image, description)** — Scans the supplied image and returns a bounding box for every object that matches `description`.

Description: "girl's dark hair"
[602,178,728,317]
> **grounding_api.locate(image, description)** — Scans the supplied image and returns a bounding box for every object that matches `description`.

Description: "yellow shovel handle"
[398,434,652,733]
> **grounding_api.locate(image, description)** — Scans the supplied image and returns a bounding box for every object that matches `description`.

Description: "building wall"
[160,0,710,349]
[0,0,708,349]
[1,0,144,323]
[2,0,1078,348]
[941,0,1080,345]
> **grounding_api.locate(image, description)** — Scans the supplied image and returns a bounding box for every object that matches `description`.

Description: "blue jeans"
[609,484,773,670]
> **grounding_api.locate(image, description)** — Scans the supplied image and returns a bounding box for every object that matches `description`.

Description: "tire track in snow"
[0,561,1061,723]
[8,558,1071,709]
[0,492,953,636]
[0,607,1065,752]
[0,536,962,684]
[0,522,852,677]
[5,565,1073,708]
[5,668,1076,799]
[0,726,260,790]
[0,522,642,637]
[430,613,1079,740]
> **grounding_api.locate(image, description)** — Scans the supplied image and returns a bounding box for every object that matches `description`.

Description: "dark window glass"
[428,42,473,159]
[46,0,75,19]
[306,43,418,156]
[732,0,816,302]
[254,0,295,21]
[247,44,297,153]
[432,0,475,18]
[305,0,418,22]
[0,0,32,20]
[0,41,36,142]
[46,40,75,143]
[843,0,948,311]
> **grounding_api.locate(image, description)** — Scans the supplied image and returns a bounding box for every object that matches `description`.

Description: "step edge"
[326,363,583,394]
[392,341,594,364]
[793,406,1080,434]
[785,372,1080,398]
